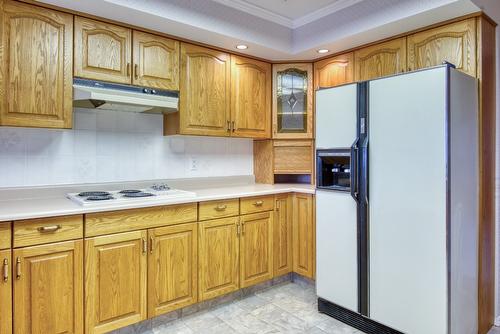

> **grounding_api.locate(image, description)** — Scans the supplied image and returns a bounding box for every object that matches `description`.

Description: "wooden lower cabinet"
[198,217,239,301]
[85,231,147,334]
[148,223,198,317]
[0,250,11,334]
[13,240,83,334]
[274,194,293,277]
[293,193,315,279]
[240,212,274,288]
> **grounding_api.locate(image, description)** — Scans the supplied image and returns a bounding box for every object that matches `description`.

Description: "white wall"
[0,109,253,188]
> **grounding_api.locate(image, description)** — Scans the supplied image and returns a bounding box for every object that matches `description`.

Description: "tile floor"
[112,280,362,334]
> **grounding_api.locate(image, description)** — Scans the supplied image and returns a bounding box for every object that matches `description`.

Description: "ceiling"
[39,0,489,61]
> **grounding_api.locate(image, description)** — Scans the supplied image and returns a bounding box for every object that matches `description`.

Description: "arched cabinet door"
[132,31,179,90]
[0,0,73,128]
[407,19,476,76]
[74,16,132,84]
[354,38,407,81]
[314,53,354,89]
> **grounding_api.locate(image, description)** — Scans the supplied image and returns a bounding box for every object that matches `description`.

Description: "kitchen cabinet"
[165,43,231,137]
[407,19,476,76]
[198,217,239,301]
[293,193,315,279]
[132,31,179,90]
[0,0,73,129]
[274,194,293,277]
[0,223,10,250]
[240,212,273,287]
[148,223,198,317]
[13,240,83,334]
[231,55,271,139]
[74,17,132,84]
[272,63,313,139]
[314,52,354,89]
[85,231,147,334]
[354,37,407,81]
[0,250,11,334]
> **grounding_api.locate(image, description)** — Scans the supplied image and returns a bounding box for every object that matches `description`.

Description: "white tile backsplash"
[0,109,253,188]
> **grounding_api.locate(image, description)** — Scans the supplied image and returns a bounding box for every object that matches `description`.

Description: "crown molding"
[292,0,366,27]
[210,0,294,27]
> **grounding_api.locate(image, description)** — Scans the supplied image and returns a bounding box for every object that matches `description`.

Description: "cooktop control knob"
[151,89,157,94]
[143,88,150,94]
[151,183,170,191]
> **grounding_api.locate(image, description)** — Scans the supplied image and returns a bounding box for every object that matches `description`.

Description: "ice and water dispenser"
[316,149,351,191]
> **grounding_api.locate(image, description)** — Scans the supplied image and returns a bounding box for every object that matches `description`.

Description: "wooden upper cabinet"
[240,212,273,288]
[74,17,132,84]
[13,240,83,334]
[354,38,407,81]
[148,223,198,318]
[0,0,73,129]
[0,249,11,334]
[178,43,231,137]
[407,19,476,76]
[231,55,271,139]
[314,52,354,89]
[198,217,239,301]
[274,194,293,277]
[85,231,147,334]
[132,31,179,90]
[293,193,315,279]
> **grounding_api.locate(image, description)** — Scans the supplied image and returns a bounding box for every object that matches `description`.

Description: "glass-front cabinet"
[272,63,313,139]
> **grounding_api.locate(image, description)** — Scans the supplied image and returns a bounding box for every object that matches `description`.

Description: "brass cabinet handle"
[231,121,235,132]
[134,64,139,80]
[236,223,241,236]
[127,63,131,77]
[150,236,154,254]
[253,200,264,207]
[142,238,147,255]
[215,204,227,212]
[241,222,245,235]
[2,258,8,282]
[15,257,21,280]
[38,225,61,233]
[227,120,231,132]
[276,201,280,211]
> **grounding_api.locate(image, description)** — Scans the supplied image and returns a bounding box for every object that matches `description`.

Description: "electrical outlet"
[190,156,198,171]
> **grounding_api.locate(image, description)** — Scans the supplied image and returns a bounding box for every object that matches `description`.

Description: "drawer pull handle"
[38,225,61,233]
[16,257,21,280]
[2,258,8,282]
[253,201,264,207]
[215,205,227,212]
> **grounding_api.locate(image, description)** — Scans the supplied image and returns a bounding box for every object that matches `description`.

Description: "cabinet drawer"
[273,140,313,174]
[240,196,274,215]
[85,203,198,237]
[13,215,83,248]
[199,199,239,221]
[0,222,11,249]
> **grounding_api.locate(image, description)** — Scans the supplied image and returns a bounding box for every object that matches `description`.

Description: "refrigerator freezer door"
[315,84,357,149]
[316,190,358,312]
[368,67,448,333]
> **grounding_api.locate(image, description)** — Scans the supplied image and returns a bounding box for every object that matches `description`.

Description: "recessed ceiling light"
[236,44,248,50]
[317,49,329,54]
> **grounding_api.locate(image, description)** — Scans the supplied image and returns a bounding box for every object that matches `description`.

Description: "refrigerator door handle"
[350,139,359,202]
[362,141,369,204]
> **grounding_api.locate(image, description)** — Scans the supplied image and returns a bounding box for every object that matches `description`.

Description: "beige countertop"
[0,176,315,222]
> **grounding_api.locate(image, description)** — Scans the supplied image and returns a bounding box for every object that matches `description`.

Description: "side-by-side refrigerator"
[315,65,478,334]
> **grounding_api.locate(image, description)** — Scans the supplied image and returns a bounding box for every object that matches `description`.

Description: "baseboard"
[318,298,404,334]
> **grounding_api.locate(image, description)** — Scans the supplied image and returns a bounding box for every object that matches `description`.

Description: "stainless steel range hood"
[73,78,179,113]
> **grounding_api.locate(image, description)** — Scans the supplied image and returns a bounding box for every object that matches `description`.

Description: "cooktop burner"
[86,195,114,201]
[78,191,111,197]
[122,192,154,198]
[119,190,142,194]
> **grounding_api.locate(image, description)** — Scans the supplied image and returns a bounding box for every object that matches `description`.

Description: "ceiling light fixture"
[236,44,248,50]
[317,49,329,54]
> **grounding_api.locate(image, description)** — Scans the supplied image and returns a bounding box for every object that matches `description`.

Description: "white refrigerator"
[315,65,479,334]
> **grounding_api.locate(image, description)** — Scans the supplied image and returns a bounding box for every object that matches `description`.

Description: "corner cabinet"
[272,63,313,139]
[0,249,11,334]
[354,37,407,81]
[314,52,354,89]
[0,0,73,129]
[231,55,271,139]
[13,240,83,334]
[407,19,476,76]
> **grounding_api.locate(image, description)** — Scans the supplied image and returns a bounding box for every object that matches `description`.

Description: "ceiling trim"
[293,0,366,27]
[210,0,294,27]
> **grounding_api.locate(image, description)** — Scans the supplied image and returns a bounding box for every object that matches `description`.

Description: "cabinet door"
[240,212,273,288]
[274,194,292,277]
[231,55,271,139]
[179,43,231,137]
[85,231,147,334]
[198,217,239,301]
[407,19,476,76]
[314,52,354,89]
[0,250,11,334]
[13,241,83,334]
[0,0,73,128]
[148,223,197,317]
[293,194,315,279]
[74,17,132,84]
[354,38,407,81]
[132,31,179,90]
